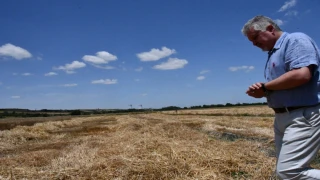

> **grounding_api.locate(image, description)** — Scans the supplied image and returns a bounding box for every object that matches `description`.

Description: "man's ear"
[266,24,274,32]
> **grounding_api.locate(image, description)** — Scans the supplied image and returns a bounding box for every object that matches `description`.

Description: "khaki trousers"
[274,103,320,180]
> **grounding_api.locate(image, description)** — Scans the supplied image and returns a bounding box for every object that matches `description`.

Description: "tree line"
[0,102,267,118]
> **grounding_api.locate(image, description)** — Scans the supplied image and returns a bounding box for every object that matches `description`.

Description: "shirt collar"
[268,32,288,55]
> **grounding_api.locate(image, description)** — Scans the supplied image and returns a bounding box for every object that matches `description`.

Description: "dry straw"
[0,107,318,179]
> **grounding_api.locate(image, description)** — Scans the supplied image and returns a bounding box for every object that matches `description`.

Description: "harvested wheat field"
[0,106,319,180]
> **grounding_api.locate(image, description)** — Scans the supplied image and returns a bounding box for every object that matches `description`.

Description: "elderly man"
[241,15,320,179]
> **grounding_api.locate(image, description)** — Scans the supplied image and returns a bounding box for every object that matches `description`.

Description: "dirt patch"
[1,141,70,157]
[0,116,73,131]
[48,117,118,136]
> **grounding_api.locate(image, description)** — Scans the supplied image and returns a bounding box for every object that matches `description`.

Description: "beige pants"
[274,103,320,180]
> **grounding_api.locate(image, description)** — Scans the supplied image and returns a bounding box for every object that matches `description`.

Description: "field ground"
[0,106,319,179]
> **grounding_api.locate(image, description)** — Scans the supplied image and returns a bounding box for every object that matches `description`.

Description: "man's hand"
[246,82,265,98]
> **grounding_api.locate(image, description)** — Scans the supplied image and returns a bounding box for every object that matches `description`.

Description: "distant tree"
[225,103,233,107]
[161,106,181,111]
[70,110,81,115]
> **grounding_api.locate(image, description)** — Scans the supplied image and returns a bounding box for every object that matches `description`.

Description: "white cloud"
[278,0,297,12]
[91,64,115,70]
[22,73,32,76]
[82,55,105,64]
[62,84,77,87]
[274,19,284,26]
[82,51,117,64]
[96,51,117,61]
[200,70,210,74]
[12,73,18,76]
[285,10,298,16]
[135,67,143,72]
[0,82,2,85]
[229,66,255,72]
[11,96,20,99]
[141,93,147,96]
[45,72,58,76]
[153,58,188,70]
[54,60,86,74]
[135,79,140,82]
[92,79,118,85]
[0,43,32,60]
[197,76,205,80]
[137,47,176,61]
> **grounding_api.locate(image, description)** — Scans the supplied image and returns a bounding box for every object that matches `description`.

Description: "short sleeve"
[284,34,319,71]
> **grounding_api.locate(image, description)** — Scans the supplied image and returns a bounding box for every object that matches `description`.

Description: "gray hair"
[241,15,282,36]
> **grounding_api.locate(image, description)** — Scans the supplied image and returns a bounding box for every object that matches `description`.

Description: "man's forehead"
[246,28,257,41]
[247,27,259,35]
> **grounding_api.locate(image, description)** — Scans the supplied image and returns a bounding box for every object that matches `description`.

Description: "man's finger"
[249,86,256,90]
[255,83,263,88]
[253,84,261,89]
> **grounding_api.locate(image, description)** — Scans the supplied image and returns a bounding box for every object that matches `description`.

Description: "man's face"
[246,25,276,52]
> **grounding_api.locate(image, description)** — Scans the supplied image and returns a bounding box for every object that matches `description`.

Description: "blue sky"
[1,0,319,109]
